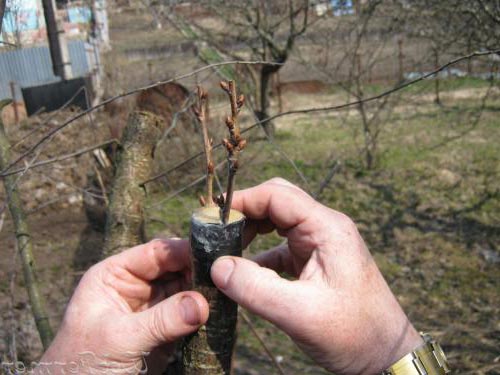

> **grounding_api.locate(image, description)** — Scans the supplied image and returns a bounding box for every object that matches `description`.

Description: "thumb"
[127,292,209,352]
[211,256,314,334]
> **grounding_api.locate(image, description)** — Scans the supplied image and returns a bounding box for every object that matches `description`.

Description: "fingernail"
[213,257,235,289]
[180,296,201,325]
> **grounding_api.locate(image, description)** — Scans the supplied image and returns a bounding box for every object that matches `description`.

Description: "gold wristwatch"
[382,333,450,375]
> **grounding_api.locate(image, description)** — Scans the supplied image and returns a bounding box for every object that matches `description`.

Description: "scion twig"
[220,80,246,224]
[194,86,215,207]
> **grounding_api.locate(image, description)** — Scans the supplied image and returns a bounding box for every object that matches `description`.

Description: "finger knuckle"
[149,305,173,343]
[266,177,292,186]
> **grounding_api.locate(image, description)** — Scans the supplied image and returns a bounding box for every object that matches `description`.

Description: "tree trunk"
[258,68,276,138]
[102,111,162,257]
[0,100,54,350]
[182,206,245,375]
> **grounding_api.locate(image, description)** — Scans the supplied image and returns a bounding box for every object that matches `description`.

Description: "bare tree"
[163,0,313,136]
[299,0,403,169]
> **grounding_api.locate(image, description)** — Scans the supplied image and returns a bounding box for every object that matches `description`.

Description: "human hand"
[36,239,209,374]
[211,178,423,374]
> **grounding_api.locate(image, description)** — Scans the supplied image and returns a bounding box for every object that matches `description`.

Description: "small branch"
[239,310,286,375]
[0,139,118,177]
[220,80,246,224]
[194,86,215,206]
[148,160,226,209]
[0,100,54,349]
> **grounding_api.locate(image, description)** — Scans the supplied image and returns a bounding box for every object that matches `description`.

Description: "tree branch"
[0,100,54,350]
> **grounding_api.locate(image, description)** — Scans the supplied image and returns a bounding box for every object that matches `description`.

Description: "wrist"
[381,333,450,375]
[360,287,424,375]
[380,325,424,371]
[360,277,424,374]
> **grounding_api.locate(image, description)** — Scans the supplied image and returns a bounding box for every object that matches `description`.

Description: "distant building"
[1,0,46,45]
[0,0,105,109]
[313,0,358,17]
[331,0,354,16]
[1,0,109,48]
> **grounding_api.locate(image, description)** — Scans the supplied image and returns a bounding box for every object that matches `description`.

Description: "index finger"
[232,178,318,231]
[106,238,190,281]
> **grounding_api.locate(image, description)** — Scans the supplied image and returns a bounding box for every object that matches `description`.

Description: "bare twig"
[314,160,342,200]
[239,310,287,375]
[148,160,226,209]
[9,85,87,152]
[220,80,246,224]
[0,139,117,177]
[194,86,215,206]
[246,97,311,192]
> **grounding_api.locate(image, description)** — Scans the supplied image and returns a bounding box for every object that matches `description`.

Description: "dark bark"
[0,100,54,350]
[259,68,275,137]
[257,62,284,138]
[182,207,245,375]
[102,111,162,257]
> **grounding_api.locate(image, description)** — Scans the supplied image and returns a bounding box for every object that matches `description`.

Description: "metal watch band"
[381,333,450,375]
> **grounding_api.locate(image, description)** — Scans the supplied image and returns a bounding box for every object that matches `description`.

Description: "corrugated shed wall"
[0,40,96,100]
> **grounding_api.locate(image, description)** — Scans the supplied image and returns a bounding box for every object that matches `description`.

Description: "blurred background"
[0,0,499,373]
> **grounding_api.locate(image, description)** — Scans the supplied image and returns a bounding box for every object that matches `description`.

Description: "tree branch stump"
[102,111,162,257]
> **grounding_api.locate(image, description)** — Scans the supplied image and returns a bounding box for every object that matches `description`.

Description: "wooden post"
[182,206,245,374]
[0,100,54,349]
[9,82,19,124]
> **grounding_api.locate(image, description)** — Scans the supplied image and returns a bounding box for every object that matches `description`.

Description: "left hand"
[35,239,209,374]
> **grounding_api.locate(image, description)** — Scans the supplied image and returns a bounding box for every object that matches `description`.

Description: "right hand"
[211,178,423,374]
